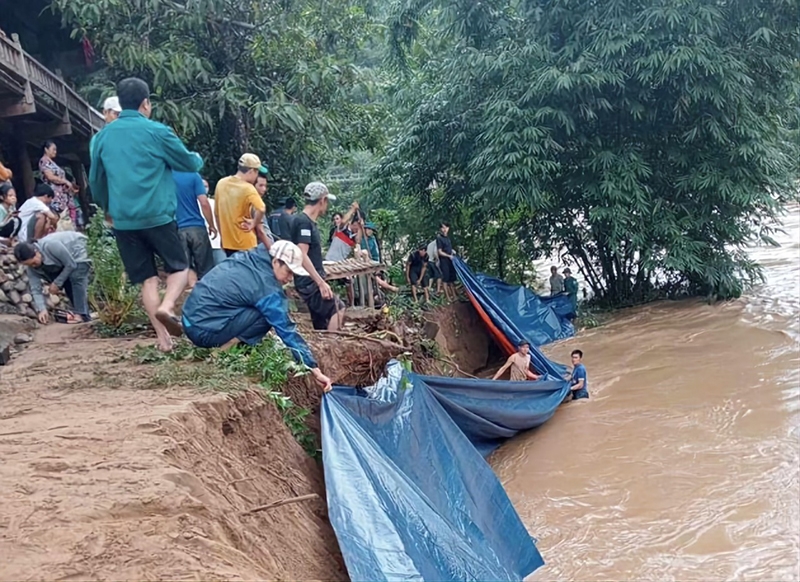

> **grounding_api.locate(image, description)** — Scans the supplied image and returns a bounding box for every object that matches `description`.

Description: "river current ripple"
[493,206,800,581]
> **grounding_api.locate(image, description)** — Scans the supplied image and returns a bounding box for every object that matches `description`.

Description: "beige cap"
[269,240,310,276]
[238,153,268,173]
[102,96,121,113]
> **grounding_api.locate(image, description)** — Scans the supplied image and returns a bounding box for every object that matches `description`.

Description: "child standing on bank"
[569,349,589,400]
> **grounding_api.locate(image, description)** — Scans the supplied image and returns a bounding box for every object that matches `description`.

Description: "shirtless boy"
[492,340,541,381]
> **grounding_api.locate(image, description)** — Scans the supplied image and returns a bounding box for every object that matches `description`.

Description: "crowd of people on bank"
[0,76,588,399]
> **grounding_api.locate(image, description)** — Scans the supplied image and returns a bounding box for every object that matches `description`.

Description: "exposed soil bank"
[0,301,491,580]
[427,301,498,374]
[287,301,498,437]
[0,324,346,581]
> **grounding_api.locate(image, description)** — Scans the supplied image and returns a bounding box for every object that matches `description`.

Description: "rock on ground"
[13,333,33,344]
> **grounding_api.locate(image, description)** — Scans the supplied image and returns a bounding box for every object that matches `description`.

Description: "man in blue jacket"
[89,77,203,352]
[181,240,333,393]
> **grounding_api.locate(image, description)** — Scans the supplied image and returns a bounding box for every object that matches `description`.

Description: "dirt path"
[0,322,346,581]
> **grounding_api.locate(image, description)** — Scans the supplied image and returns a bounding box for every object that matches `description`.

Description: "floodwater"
[493,206,800,581]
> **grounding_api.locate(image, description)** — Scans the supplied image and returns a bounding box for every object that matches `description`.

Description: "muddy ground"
[0,302,494,580]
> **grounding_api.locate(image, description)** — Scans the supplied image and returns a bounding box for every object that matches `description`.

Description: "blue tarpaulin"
[320,257,576,580]
[453,256,574,348]
[452,256,571,379]
[322,362,571,581]
[425,374,570,456]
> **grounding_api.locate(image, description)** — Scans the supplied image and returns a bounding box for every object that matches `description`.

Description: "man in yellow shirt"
[214,153,271,256]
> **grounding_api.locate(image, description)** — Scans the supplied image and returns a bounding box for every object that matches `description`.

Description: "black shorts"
[179,226,215,279]
[114,221,188,285]
[439,257,456,283]
[0,216,21,238]
[409,268,424,286]
[297,284,345,330]
[427,261,441,281]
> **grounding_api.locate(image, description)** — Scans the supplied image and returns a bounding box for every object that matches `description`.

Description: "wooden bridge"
[0,31,103,198]
[0,32,103,140]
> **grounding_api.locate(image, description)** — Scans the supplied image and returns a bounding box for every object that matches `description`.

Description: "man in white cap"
[89,96,123,159]
[180,239,332,392]
[290,181,344,330]
[102,96,122,123]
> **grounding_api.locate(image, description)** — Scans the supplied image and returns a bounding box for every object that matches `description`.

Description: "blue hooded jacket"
[182,245,317,368]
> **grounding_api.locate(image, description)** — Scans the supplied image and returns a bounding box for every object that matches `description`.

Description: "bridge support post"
[13,135,35,200]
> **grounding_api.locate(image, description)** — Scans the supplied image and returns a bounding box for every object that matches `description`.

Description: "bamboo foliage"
[377,0,800,304]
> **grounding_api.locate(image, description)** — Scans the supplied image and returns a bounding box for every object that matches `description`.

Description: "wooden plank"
[10,35,34,107]
[326,269,383,281]
[14,135,35,198]
[0,35,26,83]
[325,261,384,281]
[366,276,374,309]
[0,68,25,95]
[358,275,366,307]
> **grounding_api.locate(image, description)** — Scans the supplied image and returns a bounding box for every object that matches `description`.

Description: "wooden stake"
[243,493,319,515]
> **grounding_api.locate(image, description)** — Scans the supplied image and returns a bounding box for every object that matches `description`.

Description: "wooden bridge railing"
[0,32,104,134]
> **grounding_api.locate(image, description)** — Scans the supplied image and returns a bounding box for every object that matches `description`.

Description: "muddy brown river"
[493,206,800,580]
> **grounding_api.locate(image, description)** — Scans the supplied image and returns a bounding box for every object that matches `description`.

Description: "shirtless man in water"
[492,340,541,381]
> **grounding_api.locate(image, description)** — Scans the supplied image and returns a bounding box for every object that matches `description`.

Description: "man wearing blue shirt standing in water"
[569,349,589,400]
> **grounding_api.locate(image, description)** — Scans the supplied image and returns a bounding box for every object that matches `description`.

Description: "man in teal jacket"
[89,77,203,352]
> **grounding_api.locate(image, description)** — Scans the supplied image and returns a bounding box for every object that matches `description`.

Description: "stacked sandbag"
[0,248,62,318]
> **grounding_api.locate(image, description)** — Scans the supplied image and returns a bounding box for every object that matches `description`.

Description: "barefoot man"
[90,77,203,351]
[180,240,332,392]
[492,340,541,382]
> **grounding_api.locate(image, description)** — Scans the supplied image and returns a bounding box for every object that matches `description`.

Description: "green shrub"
[86,211,141,330]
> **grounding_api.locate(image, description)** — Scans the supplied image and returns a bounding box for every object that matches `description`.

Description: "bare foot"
[156,310,183,338]
[157,336,174,353]
[220,338,240,351]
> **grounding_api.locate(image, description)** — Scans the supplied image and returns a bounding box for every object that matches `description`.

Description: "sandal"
[53,309,85,324]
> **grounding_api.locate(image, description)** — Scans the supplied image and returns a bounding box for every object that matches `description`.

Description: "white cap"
[269,240,310,276]
[102,96,122,113]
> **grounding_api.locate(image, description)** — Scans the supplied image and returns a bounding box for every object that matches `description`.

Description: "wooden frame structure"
[324,258,385,309]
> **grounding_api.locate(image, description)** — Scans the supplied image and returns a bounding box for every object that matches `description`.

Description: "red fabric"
[334,229,356,247]
[82,36,95,68]
[465,290,515,357]
[466,290,544,375]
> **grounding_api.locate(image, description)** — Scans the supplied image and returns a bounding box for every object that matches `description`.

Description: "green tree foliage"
[51,0,387,202]
[379,0,800,304]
